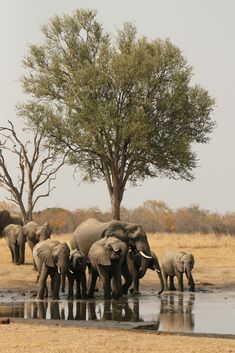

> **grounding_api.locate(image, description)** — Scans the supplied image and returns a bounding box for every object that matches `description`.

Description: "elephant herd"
[0,210,195,301]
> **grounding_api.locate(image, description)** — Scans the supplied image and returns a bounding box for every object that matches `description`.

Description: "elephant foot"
[87,292,95,299]
[112,291,121,300]
[67,296,74,300]
[130,289,140,296]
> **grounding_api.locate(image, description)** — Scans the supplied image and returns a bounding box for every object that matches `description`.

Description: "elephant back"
[71,218,108,256]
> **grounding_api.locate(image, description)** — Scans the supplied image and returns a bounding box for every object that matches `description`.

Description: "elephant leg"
[111,264,122,300]
[9,247,14,263]
[162,271,169,291]
[176,271,184,292]
[37,264,49,299]
[76,278,81,299]
[28,240,37,270]
[121,260,133,295]
[13,244,20,265]
[52,271,61,300]
[169,276,176,291]
[67,274,74,300]
[98,265,112,300]
[79,272,87,299]
[87,268,99,299]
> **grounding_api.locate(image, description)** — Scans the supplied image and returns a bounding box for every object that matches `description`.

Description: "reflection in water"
[0,298,143,322]
[159,293,195,332]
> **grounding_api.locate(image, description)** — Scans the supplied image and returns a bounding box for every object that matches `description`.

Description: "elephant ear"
[176,253,186,272]
[37,246,55,268]
[189,254,195,269]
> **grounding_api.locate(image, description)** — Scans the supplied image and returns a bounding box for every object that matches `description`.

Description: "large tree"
[19,9,215,220]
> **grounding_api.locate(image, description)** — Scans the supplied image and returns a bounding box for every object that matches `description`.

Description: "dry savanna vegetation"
[0,232,235,353]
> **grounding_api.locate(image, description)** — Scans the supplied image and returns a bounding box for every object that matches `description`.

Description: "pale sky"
[0,0,234,213]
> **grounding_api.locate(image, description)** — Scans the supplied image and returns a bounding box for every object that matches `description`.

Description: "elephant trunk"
[155,269,164,295]
[61,273,66,293]
[135,242,151,279]
[185,268,195,292]
[19,240,25,264]
[58,263,68,293]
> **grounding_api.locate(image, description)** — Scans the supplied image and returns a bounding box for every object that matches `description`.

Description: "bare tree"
[0,121,68,222]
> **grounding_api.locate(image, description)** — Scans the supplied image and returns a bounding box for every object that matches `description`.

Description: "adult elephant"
[2,224,26,264]
[127,250,164,295]
[161,250,195,292]
[88,236,127,300]
[23,221,52,255]
[33,239,70,300]
[70,218,152,294]
[0,210,23,236]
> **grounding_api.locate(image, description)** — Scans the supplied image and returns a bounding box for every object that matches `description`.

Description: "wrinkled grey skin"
[71,218,152,294]
[2,224,26,264]
[23,221,52,257]
[88,237,128,300]
[161,250,195,292]
[0,210,23,236]
[66,249,88,300]
[33,239,70,300]
[127,250,164,295]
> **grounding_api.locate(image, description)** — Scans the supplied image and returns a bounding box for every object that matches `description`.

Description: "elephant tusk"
[58,268,61,274]
[139,250,152,259]
[155,269,161,273]
[69,269,74,274]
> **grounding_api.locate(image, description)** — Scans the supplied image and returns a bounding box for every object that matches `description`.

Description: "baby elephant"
[161,251,195,292]
[67,249,88,300]
[2,224,26,264]
[88,237,127,300]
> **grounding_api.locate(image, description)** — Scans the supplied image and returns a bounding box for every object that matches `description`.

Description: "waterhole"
[0,291,235,335]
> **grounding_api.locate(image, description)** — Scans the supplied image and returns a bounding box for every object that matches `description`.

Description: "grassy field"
[0,232,235,353]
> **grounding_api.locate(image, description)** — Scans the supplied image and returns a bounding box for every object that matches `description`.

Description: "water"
[0,291,235,335]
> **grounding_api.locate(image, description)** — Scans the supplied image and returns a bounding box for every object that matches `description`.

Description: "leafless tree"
[0,121,68,222]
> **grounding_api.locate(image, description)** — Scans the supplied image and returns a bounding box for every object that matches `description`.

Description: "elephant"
[88,236,128,300]
[66,249,88,300]
[127,250,164,295]
[0,209,23,236]
[2,224,26,264]
[33,239,70,300]
[161,251,195,292]
[23,221,52,262]
[70,218,152,294]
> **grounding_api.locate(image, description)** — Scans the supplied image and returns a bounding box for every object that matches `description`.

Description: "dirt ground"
[0,232,235,353]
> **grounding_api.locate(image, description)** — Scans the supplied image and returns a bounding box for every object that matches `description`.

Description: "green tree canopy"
[19,9,215,220]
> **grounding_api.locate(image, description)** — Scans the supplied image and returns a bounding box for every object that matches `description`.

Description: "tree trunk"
[110,186,124,220]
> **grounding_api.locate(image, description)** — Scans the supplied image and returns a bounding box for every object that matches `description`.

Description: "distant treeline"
[1,199,234,235]
[31,200,235,235]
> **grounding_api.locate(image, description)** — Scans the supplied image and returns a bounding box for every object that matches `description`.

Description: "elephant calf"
[66,249,88,300]
[33,239,70,300]
[2,224,26,264]
[88,237,128,300]
[127,250,164,295]
[161,250,195,292]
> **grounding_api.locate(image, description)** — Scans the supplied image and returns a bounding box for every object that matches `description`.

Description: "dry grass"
[0,232,235,352]
[0,323,235,353]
